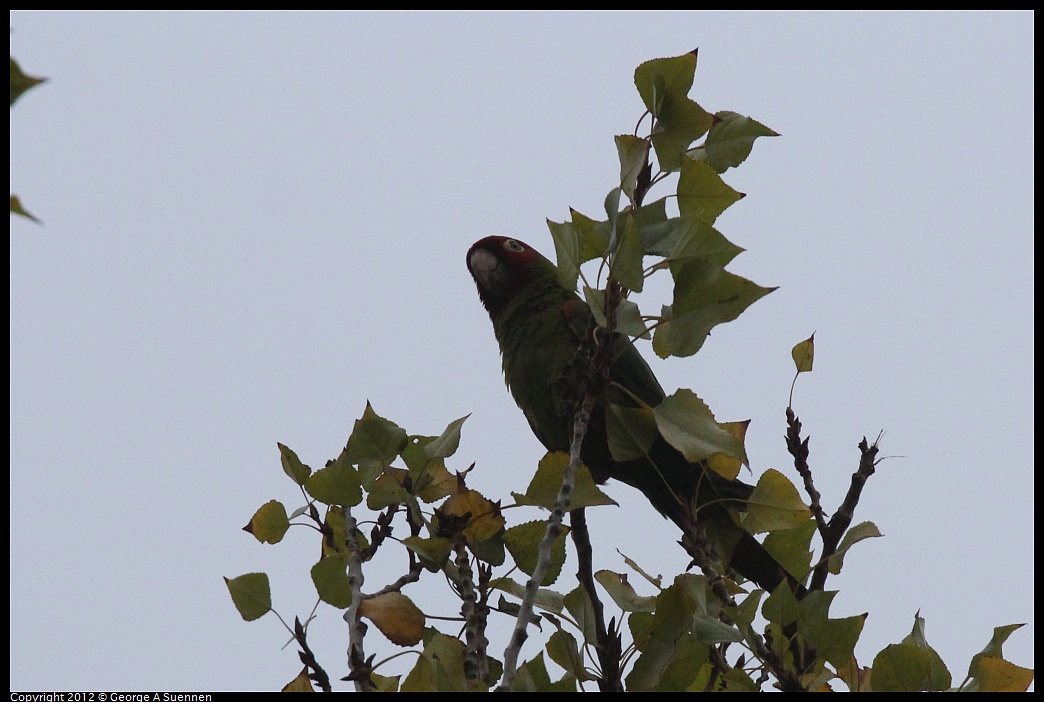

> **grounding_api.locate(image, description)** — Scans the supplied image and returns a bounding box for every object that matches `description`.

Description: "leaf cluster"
[226,52,1032,692]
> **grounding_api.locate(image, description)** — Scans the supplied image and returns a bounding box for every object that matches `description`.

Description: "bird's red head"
[466,236,548,318]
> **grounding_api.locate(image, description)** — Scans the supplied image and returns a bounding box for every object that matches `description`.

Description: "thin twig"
[810,436,880,592]
[570,508,623,691]
[786,407,828,534]
[293,617,332,693]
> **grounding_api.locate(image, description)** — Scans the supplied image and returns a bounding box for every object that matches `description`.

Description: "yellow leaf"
[977,656,1034,692]
[281,668,315,692]
[358,592,425,647]
[791,333,815,373]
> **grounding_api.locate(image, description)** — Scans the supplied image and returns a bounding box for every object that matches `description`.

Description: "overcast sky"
[10,11,1033,692]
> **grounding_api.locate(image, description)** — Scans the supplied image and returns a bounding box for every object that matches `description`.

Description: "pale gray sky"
[10,11,1033,691]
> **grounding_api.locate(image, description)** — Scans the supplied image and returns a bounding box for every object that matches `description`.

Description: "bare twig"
[362,504,399,560]
[810,436,880,592]
[293,617,332,693]
[570,507,623,691]
[365,558,423,599]
[786,407,828,534]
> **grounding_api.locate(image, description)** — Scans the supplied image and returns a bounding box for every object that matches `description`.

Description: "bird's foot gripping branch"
[227,51,1034,693]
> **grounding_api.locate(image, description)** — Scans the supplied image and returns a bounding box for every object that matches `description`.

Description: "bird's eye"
[503,239,525,253]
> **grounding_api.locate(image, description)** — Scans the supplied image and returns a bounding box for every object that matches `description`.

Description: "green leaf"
[10,56,47,107]
[826,520,883,574]
[310,554,352,608]
[633,52,697,116]
[761,578,804,628]
[583,288,647,339]
[719,668,758,691]
[424,414,469,459]
[692,612,745,645]
[369,673,400,693]
[563,586,598,646]
[344,402,408,464]
[731,586,767,646]
[659,634,709,691]
[305,451,362,507]
[639,215,743,265]
[402,535,453,569]
[402,631,467,692]
[791,333,815,373]
[762,519,816,584]
[366,466,411,510]
[493,577,566,616]
[806,613,867,668]
[569,208,612,261]
[633,197,668,229]
[10,195,40,223]
[611,212,645,292]
[512,651,577,692]
[414,460,456,503]
[615,134,650,204]
[870,642,935,692]
[242,499,290,544]
[677,157,743,224]
[650,90,714,173]
[626,579,697,691]
[594,569,656,612]
[503,520,568,586]
[582,285,607,328]
[399,435,430,472]
[604,187,622,249]
[225,572,272,622]
[741,469,812,533]
[277,442,311,485]
[694,110,778,173]
[616,298,650,339]
[546,629,595,682]
[900,612,952,690]
[652,389,747,465]
[514,451,617,511]
[662,258,775,357]
[651,304,673,359]
[871,613,954,691]
[547,218,581,291]
[471,535,504,570]
[606,403,659,462]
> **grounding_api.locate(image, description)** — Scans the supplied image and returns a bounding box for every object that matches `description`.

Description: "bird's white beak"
[468,248,502,290]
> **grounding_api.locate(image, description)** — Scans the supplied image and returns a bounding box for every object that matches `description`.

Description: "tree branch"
[341,507,374,692]
[811,436,880,592]
[455,538,491,688]
[499,391,593,689]
[570,507,623,691]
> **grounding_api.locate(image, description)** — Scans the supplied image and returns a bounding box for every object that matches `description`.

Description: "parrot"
[467,234,802,593]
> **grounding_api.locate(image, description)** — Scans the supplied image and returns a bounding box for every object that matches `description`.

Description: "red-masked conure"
[467,235,800,593]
